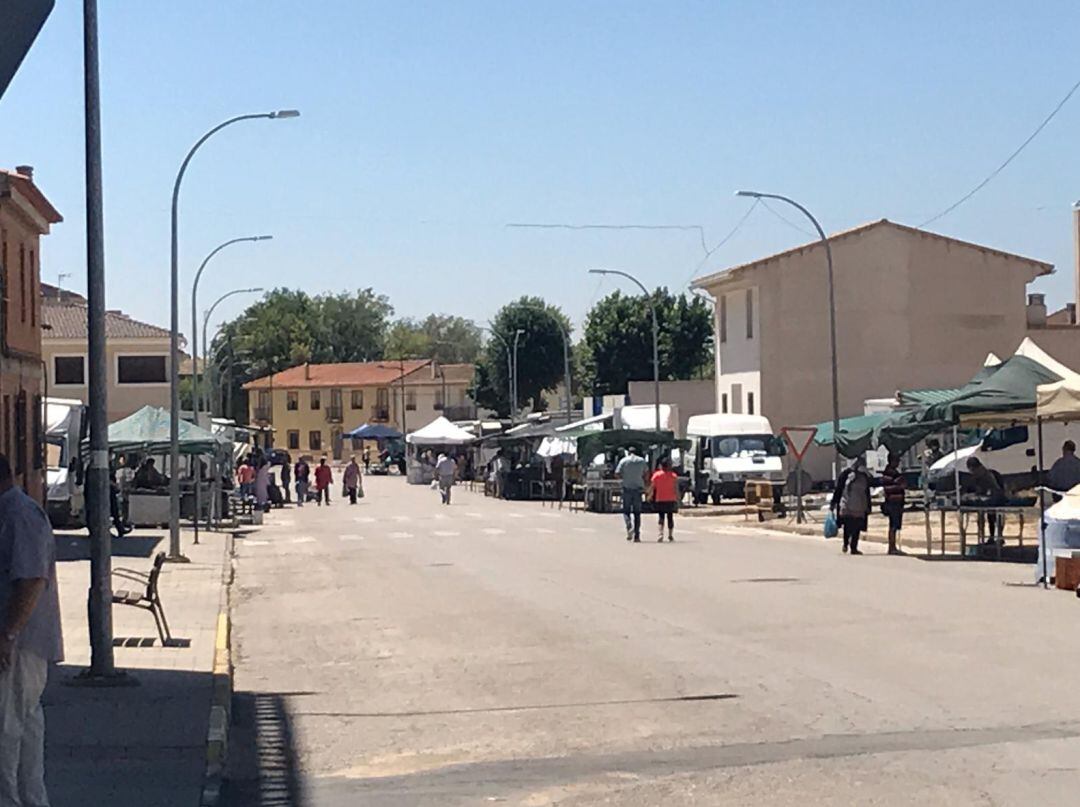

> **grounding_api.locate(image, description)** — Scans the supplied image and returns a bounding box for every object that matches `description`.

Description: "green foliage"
[208,288,393,419]
[385,315,483,364]
[582,288,713,395]
[472,297,570,417]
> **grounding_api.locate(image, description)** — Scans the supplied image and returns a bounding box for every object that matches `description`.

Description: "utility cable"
[920,76,1080,227]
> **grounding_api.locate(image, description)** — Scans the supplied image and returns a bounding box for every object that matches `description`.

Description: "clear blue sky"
[2,1,1079,342]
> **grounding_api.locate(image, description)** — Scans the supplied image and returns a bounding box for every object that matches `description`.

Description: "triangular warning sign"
[781,426,818,462]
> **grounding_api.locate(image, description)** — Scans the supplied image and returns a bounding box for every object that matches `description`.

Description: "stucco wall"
[704,224,1044,481]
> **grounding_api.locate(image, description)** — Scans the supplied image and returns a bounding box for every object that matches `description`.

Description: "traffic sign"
[0,0,54,102]
[781,426,818,462]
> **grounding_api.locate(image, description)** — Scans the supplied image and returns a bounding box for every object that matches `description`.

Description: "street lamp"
[735,190,840,468]
[483,325,516,422]
[202,288,264,421]
[507,302,574,425]
[588,269,661,432]
[191,236,271,419]
[512,328,525,423]
[168,109,299,561]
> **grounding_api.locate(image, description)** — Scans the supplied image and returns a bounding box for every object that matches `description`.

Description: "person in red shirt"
[313,457,333,506]
[649,457,679,542]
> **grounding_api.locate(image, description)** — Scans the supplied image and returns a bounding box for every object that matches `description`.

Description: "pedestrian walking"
[237,459,255,500]
[254,460,271,512]
[880,452,907,555]
[314,457,333,506]
[343,457,362,505]
[0,452,63,807]
[280,460,291,503]
[615,446,648,542]
[434,453,457,505]
[362,447,371,474]
[650,457,679,542]
[293,458,310,507]
[831,456,873,555]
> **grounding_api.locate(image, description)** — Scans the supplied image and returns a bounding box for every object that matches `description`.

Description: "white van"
[928,421,1080,492]
[44,397,88,528]
[685,414,786,503]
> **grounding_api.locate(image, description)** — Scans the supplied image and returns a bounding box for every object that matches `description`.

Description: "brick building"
[0,166,62,500]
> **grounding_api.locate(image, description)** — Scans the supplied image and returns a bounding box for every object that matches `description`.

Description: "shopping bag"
[823,513,838,539]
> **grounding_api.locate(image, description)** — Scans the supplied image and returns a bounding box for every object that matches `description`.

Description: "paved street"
[225,475,1080,806]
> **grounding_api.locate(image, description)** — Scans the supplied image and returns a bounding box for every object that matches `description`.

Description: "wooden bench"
[111,552,174,646]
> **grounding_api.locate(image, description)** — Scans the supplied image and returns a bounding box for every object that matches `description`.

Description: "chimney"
[1073,204,1080,320]
[1068,303,1077,326]
[15,165,33,181]
[304,362,311,380]
[1026,293,1047,328]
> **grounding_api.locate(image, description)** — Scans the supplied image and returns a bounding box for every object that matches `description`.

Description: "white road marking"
[291,536,316,544]
[338,534,365,541]
[389,531,413,538]
[533,528,555,534]
[431,513,448,520]
[243,539,270,546]
[392,515,412,522]
[481,528,506,535]
[433,531,461,537]
[353,516,376,523]
[505,513,525,519]
[572,527,596,533]
[464,512,483,518]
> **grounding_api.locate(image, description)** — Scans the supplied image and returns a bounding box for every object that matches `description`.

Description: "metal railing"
[253,406,273,423]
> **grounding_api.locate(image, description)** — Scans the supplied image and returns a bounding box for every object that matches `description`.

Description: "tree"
[207,287,393,420]
[582,288,712,395]
[472,297,569,416]
[384,314,483,363]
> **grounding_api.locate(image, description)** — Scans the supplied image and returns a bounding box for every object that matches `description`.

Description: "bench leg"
[151,597,173,645]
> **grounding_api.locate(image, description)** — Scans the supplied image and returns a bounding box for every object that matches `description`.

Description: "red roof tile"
[243,359,432,390]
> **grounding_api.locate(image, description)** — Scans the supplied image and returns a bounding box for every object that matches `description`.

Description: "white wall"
[714,285,762,418]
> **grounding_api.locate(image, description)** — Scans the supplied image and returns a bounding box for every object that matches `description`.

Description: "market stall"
[346,423,405,474]
[404,416,475,484]
[575,429,689,513]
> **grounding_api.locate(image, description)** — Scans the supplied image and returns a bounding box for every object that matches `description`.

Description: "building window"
[286,391,298,411]
[308,430,322,451]
[721,393,728,414]
[33,395,43,470]
[745,289,753,339]
[29,250,35,328]
[405,390,417,411]
[719,294,727,343]
[310,390,321,410]
[19,244,26,323]
[54,355,86,386]
[747,391,755,415]
[117,355,167,384]
[731,383,743,414]
[351,389,364,409]
[287,430,300,450]
[14,391,26,476]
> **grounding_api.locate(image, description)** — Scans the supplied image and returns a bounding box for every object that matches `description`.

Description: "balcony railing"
[325,405,343,423]
[372,407,390,422]
[253,407,273,423]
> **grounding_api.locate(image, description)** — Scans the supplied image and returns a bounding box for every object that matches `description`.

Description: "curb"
[201,532,236,807]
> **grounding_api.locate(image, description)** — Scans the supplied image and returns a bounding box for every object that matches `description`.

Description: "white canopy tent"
[405,416,475,445]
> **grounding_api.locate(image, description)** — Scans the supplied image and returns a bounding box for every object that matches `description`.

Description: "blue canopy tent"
[345,423,403,440]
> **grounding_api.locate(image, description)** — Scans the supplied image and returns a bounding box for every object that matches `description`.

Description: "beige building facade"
[243,360,477,459]
[41,289,177,422]
[693,219,1059,480]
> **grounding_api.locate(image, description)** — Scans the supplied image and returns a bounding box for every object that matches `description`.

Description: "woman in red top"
[649,457,679,542]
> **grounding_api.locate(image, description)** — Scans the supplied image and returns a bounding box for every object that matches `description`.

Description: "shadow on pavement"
[55,533,164,561]
[224,692,307,806]
[45,665,211,807]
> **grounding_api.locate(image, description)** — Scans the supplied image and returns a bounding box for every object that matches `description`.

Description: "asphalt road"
[224,475,1080,806]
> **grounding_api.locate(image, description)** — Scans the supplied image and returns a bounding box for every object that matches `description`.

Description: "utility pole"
[81,0,119,681]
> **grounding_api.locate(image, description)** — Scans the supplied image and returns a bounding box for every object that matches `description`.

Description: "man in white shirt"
[0,452,63,807]
[614,447,648,542]
[435,454,457,505]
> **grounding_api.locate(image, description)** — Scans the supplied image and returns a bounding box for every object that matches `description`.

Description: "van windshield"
[709,434,780,458]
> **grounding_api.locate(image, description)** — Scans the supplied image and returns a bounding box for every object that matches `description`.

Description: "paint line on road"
[353,516,376,523]
[481,528,506,535]
[433,531,461,537]
[464,512,482,518]
[533,528,556,534]
[505,513,525,519]
[242,539,270,546]
[338,535,365,542]
[389,531,414,538]
[572,527,596,533]
[391,515,412,522]
[291,536,316,544]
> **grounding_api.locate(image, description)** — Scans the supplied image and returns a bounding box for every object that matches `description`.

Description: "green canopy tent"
[576,429,690,465]
[102,405,228,455]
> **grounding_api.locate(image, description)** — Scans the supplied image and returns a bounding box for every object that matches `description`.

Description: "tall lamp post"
[508,303,573,425]
[588,269,661,432]
[483,325,516,422]
[168,109,298,562]
[512,328,525,423]
[735,191,839,468]
[202,288,265,422]
[191,236,271,418]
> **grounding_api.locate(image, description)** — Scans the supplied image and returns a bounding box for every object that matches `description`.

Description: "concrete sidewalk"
[43,526,233,807]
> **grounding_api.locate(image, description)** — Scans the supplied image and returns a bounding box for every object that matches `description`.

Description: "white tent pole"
[1037,416,1048,589]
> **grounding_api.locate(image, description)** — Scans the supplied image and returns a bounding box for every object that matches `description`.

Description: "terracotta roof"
[435,363,476,384]
[41,282,86,304]
[42,301,172,340]
[0,168,62,224]
[691,219,1054,289]
[243,359,432,390]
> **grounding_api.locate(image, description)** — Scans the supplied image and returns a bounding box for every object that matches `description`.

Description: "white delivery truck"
[685,414,786,503]
[44,397,88,528]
